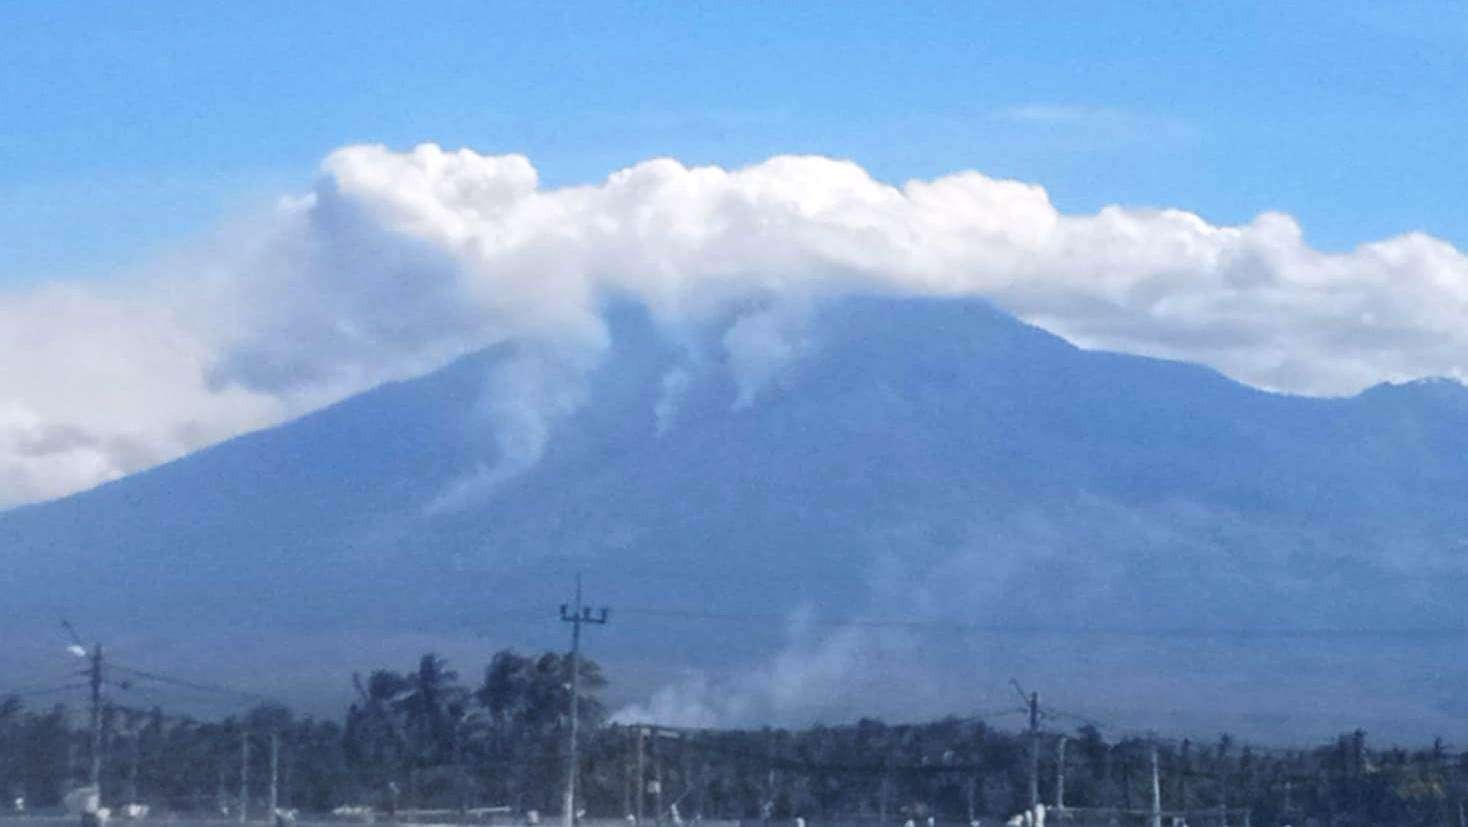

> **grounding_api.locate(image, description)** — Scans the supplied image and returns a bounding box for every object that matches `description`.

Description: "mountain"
[4,296,1468,739]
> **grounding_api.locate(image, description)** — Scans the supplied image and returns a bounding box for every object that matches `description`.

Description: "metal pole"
[564,574,583,827]
[636,727,646,827]
[1028,693,1040,811]
[455,718,467,814]
[1149,744,1162,827]
[88,645,104,800]
[1055,735,1067,810]
[269,732,280,819]
[653,733,664,827]
[1178,739,1190,815]
[560,574,609,827]
[239,727,249,823]
[622,731,632,820]
[127,719,141,805]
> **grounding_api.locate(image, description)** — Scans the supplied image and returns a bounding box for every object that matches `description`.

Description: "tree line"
[2,651,1466,826]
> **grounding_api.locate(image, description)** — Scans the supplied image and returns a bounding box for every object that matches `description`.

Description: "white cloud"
[3,142,1468,507]
[0,283,288,504]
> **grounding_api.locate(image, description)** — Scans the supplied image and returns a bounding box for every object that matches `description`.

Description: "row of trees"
[343,651,605,814]
[3,652,1467,826]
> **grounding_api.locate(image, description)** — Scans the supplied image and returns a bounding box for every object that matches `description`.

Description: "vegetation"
[1,652,1464,826]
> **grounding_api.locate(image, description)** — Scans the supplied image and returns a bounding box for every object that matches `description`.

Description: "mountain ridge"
[4,295,1468,738]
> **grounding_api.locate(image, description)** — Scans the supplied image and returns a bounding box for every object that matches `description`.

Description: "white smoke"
[722,302,815,409]
[427,341,603,513]
[613,616,940,728]
[653,367,694,436]
[3,142,1468,507]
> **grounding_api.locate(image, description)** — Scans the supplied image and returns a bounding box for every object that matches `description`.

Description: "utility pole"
[63,621,107,813]
[1178,739,1190,815]
[1011,682,1040,812]
[1029,693,1040,811]
[239,727,249,824]
[87,644,104,803]
[680,738,692,824]
[763,730,776,826]
[636,727,647,827]
[653,733,664,827]
[217,763,228,817]
[561,574,609,827]
[622,732,632,820]
[126,716,141,805]
[696,747,708,821]
[1055,735,1067,810]
[269,731,280,819]
[1149,743,1162,827]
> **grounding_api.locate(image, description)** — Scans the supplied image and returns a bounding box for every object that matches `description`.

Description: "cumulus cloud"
[3,142,1468,507]
[0,283,288,505]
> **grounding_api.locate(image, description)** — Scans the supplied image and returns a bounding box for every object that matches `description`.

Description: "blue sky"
[3,1,1466,286]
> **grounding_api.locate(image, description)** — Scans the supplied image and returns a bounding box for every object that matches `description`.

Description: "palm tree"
[347,669,412,808]
[477,651,533,807]
[395,655,460,770]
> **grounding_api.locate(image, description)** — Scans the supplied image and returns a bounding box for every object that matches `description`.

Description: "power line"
[0,682,89,698]
[614,607,1467,640]
[110,681,267,715]
[109,663,283,705]
[0,669,90,695]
